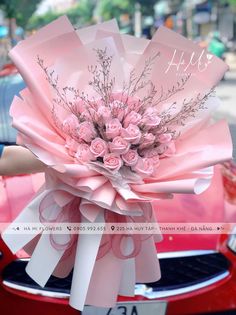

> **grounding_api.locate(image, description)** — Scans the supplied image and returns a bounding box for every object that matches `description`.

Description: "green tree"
[67,0,96,26]
[27,11,62,30]
[0,0,40,44]
[95,0,157,33]
[96,0,134,21]
[96,0,157,20]
[0,0,15,44]
[27,0,96,30]
[219,0,236,8]
[138,0,157,16]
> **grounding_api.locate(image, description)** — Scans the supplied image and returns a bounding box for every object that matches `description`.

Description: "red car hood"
[0,166,231,256]
[154,166,228,252]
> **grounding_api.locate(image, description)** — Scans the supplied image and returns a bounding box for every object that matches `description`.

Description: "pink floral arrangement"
[37,45,213,179]
[38,49,177,177]
[2,16,232,311]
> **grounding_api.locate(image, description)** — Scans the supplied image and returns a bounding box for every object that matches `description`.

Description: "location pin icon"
[111,226,115,231]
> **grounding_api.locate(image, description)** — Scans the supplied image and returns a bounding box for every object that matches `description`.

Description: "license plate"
[82,301,167,315]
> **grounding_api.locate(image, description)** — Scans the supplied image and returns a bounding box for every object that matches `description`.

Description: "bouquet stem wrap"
[2,16,232,310]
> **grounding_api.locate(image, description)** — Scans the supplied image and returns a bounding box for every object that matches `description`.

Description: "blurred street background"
[0,0,236,154]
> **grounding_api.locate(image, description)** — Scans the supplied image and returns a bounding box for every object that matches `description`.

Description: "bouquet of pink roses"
[48,48,175,177]
[2,16,232,311]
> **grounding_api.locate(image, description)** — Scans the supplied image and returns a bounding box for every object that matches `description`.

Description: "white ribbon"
[69,210,105,310]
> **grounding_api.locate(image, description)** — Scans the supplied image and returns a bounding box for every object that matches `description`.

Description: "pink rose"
[74,100,86,115]
[148,156,160,169]
[75,143,95,163]
[103,153,123,171]
[132,157,153,177]
[110,100,125,121]
[105,118,122,140]
[154,144,166,155]
[141,108,161,129]
[109,136,130,155]
[121,124,141,144]
[142,148,160,166]
[161,141,176,157]
[139,133,155,150]
[142,147,159,158]
[77,121,97,143]
[123,111,142,128]
[74,101,92,121]
[158,133,172,144]
[97,106,112,123]
[80,110,92,122]
[142,149,160,171]
[90,137,108,157]
[63,114,79,134]
[122,149,139,166]
[142,115,161,129]
[65,136,79,157]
